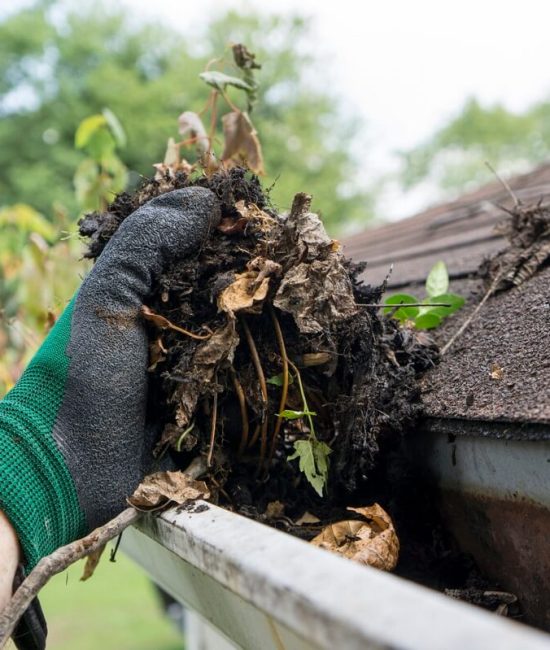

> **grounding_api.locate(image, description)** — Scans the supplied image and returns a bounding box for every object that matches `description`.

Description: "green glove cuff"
[0,297,86,570]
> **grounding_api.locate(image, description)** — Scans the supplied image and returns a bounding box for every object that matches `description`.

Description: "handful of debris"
[80,168,435,525]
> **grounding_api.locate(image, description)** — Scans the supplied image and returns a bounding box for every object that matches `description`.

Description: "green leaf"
[383,293,420,322]
[414,313,442,329]
[425,261,449,297]
[199,71,254,93]
[278,409,316,420]
[422,293,465,318]
[102,108,126,148]
[75,114,107,149]
[288,438,332,496]
[267,372,294,387]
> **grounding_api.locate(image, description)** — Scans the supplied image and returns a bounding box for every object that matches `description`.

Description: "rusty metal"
[410,425,550,630]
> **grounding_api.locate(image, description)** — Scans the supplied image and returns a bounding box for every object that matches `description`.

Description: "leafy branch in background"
[383,261,465,329]
[74,108,128,212]
[156,44,264,179]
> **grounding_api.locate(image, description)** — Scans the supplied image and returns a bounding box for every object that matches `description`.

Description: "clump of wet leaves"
[80,168,436,514]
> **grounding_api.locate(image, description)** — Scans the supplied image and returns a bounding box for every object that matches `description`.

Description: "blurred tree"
[400,97,550,193]
[0,1,373,232]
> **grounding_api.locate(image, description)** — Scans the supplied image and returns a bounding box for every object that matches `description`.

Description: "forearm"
[0,510,20,612]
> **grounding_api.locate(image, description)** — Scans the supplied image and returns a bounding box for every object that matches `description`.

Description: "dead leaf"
[310,504,399,571]
[265,501,285,519]
[295,512,321,525]
[178,111,209,154]
[171,320,240,432]
[153,138,194,180]
[274,256,358,334]
[81,545,106,582]
[490,363,504,380]
[218,257,281,315]
[221,111,264,174]
[218,216,248,235]
[127,471,210,511]
[148,336,167,371]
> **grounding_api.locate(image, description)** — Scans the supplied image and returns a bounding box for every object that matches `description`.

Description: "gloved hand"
[0,186,220,570]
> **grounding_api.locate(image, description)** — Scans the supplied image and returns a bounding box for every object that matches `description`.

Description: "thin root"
[267,307,289,466]
[231,366,250,456]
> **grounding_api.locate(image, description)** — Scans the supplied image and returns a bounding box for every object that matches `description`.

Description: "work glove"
[0,187,220,645]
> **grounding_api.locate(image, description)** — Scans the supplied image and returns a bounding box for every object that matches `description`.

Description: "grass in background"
[39,551,183,650]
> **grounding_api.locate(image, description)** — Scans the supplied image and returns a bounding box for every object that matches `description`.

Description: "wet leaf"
[199,71,254,93]
[217,216,248,235]
[288,438,331,496]
[425,261,449,298]
[80,545,106,582]
[127,471,210,511]
[311,504,399,571]
[221,111,264,174]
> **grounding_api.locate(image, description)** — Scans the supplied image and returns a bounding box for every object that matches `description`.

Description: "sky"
[5,0,550,219]
[118,0,550,219]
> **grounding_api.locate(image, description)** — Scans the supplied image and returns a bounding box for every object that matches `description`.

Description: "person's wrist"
[0,510,20,612]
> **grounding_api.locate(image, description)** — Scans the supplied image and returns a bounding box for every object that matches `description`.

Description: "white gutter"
[122,503,550,650]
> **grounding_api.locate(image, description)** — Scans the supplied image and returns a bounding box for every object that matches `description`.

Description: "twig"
[141,306,212,340]
[0,508,140,647]
[485,161,519,207]
[206,387,219,468]
[240,317,269,467]
[268,307,289,466]
[440,273,503,356]
[231,367,250,456]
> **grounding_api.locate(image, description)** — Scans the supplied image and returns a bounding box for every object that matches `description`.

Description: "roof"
[344,163,550,288]
[342,164,550,431]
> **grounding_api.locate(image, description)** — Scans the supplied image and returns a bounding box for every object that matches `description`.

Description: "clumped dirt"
[80,168,436,516]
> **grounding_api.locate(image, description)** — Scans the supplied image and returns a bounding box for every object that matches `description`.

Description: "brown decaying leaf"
[127,471,210,511]
[80,545,106,582]
[295,511,321,525]
[265,501,285,519]
[218,256,281,315]
[310,504,399,571]
[178,111,209,154]
[221,111,264,174]
[490,363,505,380]
[153,137,194,180]
[171,320,240,432]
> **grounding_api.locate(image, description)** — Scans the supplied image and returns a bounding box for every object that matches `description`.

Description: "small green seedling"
[271,364,331,497]
[383,261,465,329]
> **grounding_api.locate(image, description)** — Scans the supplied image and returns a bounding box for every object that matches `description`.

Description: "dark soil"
[80,168,506,612]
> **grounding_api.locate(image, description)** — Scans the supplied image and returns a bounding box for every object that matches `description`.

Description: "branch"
[0,508,140,648]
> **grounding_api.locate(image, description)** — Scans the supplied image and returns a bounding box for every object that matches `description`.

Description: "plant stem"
[268,307,289,465]
[206,388,218,468]
[231,366,249,456]
[288,359,316,440]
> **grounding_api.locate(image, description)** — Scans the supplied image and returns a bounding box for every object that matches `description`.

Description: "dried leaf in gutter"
[311,504,399,571]
[218,257,281,315]
[178,111,209,154]
[221,111,264,174]
[127,471,210,511]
